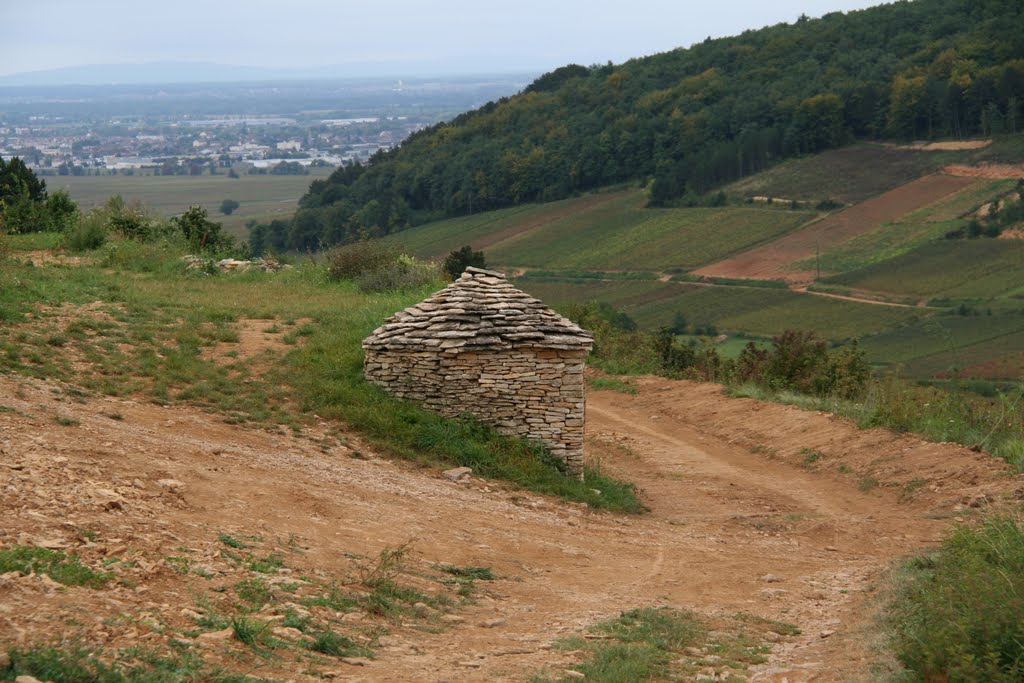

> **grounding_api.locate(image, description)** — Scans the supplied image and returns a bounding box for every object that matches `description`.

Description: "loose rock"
[442,467,473,482]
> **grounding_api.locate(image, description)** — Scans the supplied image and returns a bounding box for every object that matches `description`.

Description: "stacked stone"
[363,267,593,475]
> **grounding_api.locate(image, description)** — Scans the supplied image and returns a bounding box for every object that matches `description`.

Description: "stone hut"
[362,267,594,475]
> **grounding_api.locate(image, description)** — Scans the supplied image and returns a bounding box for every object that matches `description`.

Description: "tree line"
[250,0,1024,254]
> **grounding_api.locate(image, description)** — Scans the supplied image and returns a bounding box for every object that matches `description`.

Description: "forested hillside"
[255,0,1024,253]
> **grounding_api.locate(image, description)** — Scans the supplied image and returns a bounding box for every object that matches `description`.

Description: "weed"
[229,616,270,647]
[353,542,412,588]
[246,553,285,574]
[858,476,880,492]
[54,415,80,427]
[236,578,273,609]
[102,411,124,420]
[281,608,313,633]
[0,546,110,588]
[218,532,250,550]
[165,555,194,575]
[800,447,824,467]
[434,564,497,580]
[307,630,373,658]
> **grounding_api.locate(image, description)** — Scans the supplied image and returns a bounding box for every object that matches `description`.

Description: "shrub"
[442,244,487,280]
[172,206,234,253]
[62,212,107,252]
[888,516,1024,681]
[325,240,399,281]
[355,254,439,293]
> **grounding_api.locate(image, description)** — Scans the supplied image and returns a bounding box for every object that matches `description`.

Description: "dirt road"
[1,373,1019,681]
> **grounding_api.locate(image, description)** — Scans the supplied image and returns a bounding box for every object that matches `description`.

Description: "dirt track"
[695,174,976,283]
[1,373,1020,681]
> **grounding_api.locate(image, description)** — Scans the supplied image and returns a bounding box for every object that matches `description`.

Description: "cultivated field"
[723,144,951,203]
[50,169,334,238]
[697,174,977,282]
[827,240,1024,299]
[791,178,1015,273]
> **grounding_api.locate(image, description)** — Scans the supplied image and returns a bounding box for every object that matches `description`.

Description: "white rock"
[442,467,473,482]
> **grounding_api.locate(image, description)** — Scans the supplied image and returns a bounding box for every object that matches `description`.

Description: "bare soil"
[695,175,976,283]
[898,140,992,151]
[944,163,1024,179]
[2,364,1021,681]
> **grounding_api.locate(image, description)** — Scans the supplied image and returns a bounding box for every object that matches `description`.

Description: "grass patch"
[306,630,373,658]
[587,376,639,394]
[434,564,497,580]
[885,516,1024,681]
[0,545,111,588]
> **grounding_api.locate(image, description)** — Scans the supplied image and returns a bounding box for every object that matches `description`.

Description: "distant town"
[0,113,423,176]
[0,75,533,177]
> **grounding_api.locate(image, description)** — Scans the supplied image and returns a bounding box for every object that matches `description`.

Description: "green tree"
[442,245,487,280]
[173,206,232,253]
[220,198,240,215]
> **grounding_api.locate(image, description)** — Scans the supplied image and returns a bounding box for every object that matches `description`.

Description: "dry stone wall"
[362,268,593,475]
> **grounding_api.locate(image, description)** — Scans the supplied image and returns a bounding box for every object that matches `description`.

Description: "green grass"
[2,645,260,683]
[885,516,1024,682]
[50,169,334,239]
[535,607,787,683]
[826,240,1024,299]
[0,546,112,588]
[587,376,639,394]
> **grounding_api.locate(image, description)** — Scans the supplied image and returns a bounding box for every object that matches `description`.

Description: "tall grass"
[886,516,1024,681]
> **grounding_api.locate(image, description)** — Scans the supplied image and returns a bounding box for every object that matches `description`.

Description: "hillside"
[380,137,1024,381]
[267,0,1024,252]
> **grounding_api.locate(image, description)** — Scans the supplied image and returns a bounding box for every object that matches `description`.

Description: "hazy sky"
[2,0,887,78]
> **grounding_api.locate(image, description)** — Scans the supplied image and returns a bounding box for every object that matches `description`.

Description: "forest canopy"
[257,0,1024,254]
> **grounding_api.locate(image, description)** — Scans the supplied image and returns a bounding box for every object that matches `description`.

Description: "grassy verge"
[884,516,1024,681]
[0,235,644,513]
[728,378,1024,471]
[533,607,796,682]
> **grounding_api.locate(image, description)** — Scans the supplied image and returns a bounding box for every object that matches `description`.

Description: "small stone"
[760,573,784,583]
[341,657,373,666]
[16,676,44,683]
[156,479,186,493]
[272,626,304,639]
[180,608,203,620]
[764,631,781,643]
[563,671,586,680]
[442,467,473,482]
[478,617,506,628]
[458,661,482,668]
[441,614,465,624]
[820,630,836,638]
[824,546,839,552]
[198,627,234,642]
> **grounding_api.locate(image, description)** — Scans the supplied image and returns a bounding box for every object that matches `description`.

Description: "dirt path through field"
[2,372,1020,681]
[696,174,976,283]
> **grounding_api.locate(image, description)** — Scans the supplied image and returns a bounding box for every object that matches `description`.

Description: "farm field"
[50,169,334,238]
[861,312,1024,365]
[519,277,918,341]
[697,174,977,282]
[391,190,641,260]
[491,204,814,272]
[906,329,1024,379]
[723,143,955,203]
[826,240,1024,299]
[791,178,1015,273]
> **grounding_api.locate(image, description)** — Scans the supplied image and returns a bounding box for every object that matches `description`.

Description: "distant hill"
[283,0,1024,252]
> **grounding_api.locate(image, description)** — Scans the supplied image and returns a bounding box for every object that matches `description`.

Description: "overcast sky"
[2,0,887,78]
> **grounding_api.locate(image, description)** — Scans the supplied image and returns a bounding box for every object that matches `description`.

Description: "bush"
[355,254,440,293]
[442,245,486,280]
[888,517,1024,681]
[325,240,400,281]
[62,212,107,252]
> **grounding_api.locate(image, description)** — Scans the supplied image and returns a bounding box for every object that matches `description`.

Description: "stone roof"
[362,267,594,353]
